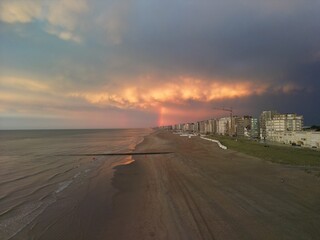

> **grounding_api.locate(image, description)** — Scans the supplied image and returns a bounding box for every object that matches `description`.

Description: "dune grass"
[208,135,320,167]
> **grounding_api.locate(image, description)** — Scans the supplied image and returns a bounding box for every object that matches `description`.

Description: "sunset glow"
[0,0,319,129]
[68,77,270,109]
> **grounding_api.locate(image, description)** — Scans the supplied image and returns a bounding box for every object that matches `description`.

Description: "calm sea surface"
[0,129,152,240]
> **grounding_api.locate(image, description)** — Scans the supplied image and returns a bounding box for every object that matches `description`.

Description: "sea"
[0,128,152,240]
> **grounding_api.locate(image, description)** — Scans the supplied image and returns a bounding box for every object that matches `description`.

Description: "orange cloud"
[69,76,269,109]
[0,73,303,128]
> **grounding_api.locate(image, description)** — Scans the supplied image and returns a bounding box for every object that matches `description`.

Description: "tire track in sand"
[165,159,216,240]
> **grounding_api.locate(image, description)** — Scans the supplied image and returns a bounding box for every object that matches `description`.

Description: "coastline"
[107,130,320,240]
[2,129,152,240]
[106,130,161,239]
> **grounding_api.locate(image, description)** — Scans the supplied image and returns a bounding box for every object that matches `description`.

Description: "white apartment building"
[204,120,211,134]
[266,113,303,138]
[263,113,320,148]
[209,119,217,134]
[217,117,231,135]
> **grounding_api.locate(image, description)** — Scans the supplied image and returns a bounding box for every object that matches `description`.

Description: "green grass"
[208,135,320,167]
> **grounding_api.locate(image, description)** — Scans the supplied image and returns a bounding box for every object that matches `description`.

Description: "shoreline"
[107,130,320,239]
[2,129,153,240]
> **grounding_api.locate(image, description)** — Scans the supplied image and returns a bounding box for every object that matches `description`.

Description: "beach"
[0,129,151,240]
[107,130,320,240]
[2,129,320,240]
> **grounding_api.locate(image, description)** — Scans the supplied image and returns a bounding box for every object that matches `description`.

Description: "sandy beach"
[106,130,320,240]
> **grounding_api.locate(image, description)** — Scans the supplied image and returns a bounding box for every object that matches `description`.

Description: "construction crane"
[213,107,234,136]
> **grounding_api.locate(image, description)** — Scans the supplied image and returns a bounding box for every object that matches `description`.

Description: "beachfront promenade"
[107,130,320,240]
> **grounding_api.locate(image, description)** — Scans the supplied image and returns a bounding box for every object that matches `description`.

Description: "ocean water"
[0,129,152,240]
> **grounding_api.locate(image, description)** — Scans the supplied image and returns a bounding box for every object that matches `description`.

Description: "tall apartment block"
[266,113,303,140]
[250,118,259,138]
[235,115,252,137]
[259,110,277,139]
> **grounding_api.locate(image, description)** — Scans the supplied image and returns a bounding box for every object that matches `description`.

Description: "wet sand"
[106,130,320,240]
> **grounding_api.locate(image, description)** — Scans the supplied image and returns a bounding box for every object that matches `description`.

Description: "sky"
[1,0,320,129]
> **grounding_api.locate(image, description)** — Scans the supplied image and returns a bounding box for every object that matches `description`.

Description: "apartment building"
[250,118,259,138]
[235,115,252,137]
[266,113,303,140]
[217,117,231,135]
[208,119,217,134]
[260,110,277,139]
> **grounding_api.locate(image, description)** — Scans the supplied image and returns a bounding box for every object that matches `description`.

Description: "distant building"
[235,115,252,137]
[208,119,217,134]
[263,112,310,147]
[183,123,195,132]
[194,122,200,133]
[250,118,259,138]
[199,121,206,134]
[173,123,184,131]
[189,123,195,132]
[165,109,315,148]
[266,113,303,140]
[183,123,189,132]
[204,120,211,134]
[260,110,277,139]
[217,117,231,135]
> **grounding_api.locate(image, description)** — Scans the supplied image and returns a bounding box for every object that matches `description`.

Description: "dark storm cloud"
[119,0,320,84]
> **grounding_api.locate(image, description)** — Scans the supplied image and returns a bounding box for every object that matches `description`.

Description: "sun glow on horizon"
[0,74,306,128]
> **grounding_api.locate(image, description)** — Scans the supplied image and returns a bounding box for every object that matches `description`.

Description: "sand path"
[107,130,320,240]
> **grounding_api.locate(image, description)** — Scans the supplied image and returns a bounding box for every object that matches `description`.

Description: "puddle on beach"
[111,156,135,167]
